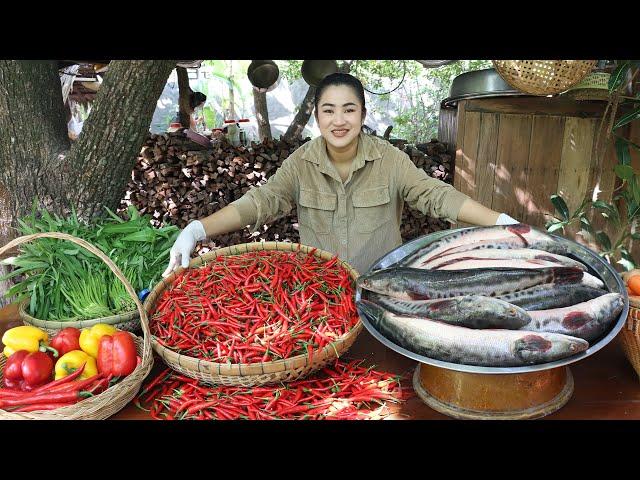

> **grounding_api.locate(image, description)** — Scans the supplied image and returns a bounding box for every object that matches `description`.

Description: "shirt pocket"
[298,189,337,235]
[352,185,391,234]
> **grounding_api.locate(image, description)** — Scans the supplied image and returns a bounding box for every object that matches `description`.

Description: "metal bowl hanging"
[247,60,280,90]
[301,60,339,87]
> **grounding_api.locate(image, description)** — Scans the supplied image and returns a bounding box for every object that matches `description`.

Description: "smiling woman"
[161,73,518,277]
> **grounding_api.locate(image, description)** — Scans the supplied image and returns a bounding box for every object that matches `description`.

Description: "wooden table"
[2,301,639,420]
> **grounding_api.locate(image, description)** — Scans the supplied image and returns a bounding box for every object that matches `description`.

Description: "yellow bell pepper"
[79,324,117,358]
[55,350,98,380]
[2,325,57,358]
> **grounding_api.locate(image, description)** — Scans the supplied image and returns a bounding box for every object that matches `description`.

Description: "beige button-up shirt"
[230,133,470,274]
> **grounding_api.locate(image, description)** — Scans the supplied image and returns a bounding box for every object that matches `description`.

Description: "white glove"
[162,220,207,277]
[495,213,520,225]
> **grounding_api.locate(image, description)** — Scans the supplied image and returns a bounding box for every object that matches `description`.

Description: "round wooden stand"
[412,363,574,420]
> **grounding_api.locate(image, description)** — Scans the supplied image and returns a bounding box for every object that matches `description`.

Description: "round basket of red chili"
[145,241,363,386]
[0,233,153,419]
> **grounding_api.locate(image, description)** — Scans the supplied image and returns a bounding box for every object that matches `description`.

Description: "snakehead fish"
[356,266,584,300]
[365,292,531,329]
[418,248,586,270]
[496,283,607,310]
[356,300,589,367]
[524,293,624,342]
[399,224,565,267]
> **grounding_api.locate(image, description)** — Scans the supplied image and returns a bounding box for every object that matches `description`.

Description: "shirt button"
[341,239,347,245]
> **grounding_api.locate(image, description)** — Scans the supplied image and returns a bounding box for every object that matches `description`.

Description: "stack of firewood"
[120,132,453,253]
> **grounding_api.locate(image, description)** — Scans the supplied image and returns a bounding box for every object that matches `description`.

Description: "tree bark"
[177,66,192,128]
[0,59,175,305]
[253,88,272,141]
[282,85,316,142]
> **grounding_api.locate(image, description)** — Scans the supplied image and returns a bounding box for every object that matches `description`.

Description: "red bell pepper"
[3,350,54,391]
[97,332,137,377]
[50,327,81,357]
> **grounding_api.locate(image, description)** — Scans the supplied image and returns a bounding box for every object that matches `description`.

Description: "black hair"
[190,91,207,110]
[313,73,366,119]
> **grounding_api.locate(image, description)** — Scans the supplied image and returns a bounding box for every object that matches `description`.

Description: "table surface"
[1,301,639,420]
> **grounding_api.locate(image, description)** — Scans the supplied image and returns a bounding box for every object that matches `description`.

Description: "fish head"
[514,334,588,364]
[356,269,395,295]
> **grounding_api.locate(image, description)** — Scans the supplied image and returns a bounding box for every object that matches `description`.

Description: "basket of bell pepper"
[0,232,152,419]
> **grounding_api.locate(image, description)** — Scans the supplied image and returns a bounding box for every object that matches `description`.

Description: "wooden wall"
[452,97,621,250]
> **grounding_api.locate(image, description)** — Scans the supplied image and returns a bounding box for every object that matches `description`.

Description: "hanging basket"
[492,60,597,96]
[0,232,153,420]
[145,241,363,387]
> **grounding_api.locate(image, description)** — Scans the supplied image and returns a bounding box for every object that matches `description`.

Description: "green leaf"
[632,232,640,240]
[609,61,630,92]
[550,194,570,221]
[615,164,635,180]
[618,258,636,271]
[547,222,566,233]
[621,249,634,262]
[580,216,594,234]
[616,137,631,166]
[592,200,620,224]
[613,106,640,130]
[596,231,612,251]
[633,176,640,206]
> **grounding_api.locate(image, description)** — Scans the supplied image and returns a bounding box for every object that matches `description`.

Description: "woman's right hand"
[162,220,207,277]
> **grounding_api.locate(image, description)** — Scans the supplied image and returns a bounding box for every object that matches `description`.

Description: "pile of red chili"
[150,249,359,364]
[134,360,413,420]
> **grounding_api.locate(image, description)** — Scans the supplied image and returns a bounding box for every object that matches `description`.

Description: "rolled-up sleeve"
[229,156,298,232]
[398,152,469,223]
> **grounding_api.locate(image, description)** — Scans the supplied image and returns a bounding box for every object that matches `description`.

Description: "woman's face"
[316,85,364,151]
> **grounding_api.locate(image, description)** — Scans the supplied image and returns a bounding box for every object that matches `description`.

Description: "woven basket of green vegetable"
[0,232,153,420]
[19,300,140,336]
[2,205,178,333]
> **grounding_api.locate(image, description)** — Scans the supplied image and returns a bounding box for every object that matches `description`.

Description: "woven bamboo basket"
[620,295,640,381]
[493,60,597,96]
[145,241,363,387]
[564,72,611,101]
[0,232,153,420]
[19,300,139,336]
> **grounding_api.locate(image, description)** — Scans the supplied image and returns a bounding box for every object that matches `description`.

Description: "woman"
[162,73,517,277]
[169,91,207,131]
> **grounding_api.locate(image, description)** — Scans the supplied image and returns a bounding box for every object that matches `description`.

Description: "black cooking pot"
[247,60,280,89]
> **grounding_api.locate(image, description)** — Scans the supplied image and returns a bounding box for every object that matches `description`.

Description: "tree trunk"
[228,61,236,120]
[253,88,272,141]
[177,66,192,129]
[0,59,175,305]
[282,85,316,142]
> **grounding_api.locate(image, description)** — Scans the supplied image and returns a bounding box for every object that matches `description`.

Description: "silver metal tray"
[355,228,629,375]
[441,68,533,108]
